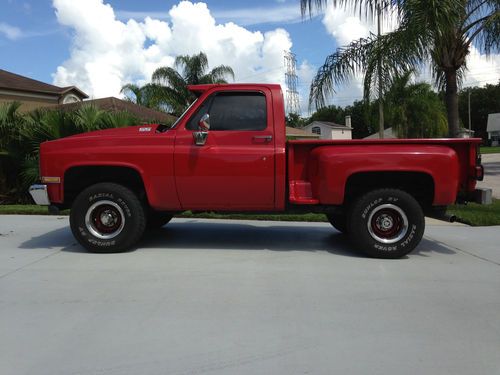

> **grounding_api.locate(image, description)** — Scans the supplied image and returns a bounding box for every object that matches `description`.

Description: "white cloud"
[52,0,295,99]
[0,22,23,40]
[463,47,500,88]
[212,5,302,26]
[115,4,302,26]
[322,3,398,47]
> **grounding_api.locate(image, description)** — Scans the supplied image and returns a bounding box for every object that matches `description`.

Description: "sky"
[1,0,499,113]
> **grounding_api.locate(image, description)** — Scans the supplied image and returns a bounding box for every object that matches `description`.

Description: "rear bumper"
[467,188,493,205]
[29,184,50,206]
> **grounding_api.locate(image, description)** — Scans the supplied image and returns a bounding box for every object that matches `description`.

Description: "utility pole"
[284,51,301,115]
[377,3,384,139]
[468,91,472,134]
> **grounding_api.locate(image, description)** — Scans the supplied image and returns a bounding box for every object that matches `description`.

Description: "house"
[364,127,397,139]
[52,97,177,124]
[487,113,500,146]
[285,126,320,140]
[302,121,352,140]
[0,69,88,112]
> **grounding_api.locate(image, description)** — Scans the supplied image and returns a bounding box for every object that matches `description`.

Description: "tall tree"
[120,83,165,111]
[384,71,447,138]
[300,0,500,137]
[151,52,234,115]
[458,81,500,141]
[302,0,398,138]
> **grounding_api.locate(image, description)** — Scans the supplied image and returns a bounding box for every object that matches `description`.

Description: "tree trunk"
[377,4,384,139]
[445,70,460,138]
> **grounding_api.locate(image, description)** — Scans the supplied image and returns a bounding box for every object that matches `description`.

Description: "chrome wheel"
[367,204,408,244]
[85,200,125,240]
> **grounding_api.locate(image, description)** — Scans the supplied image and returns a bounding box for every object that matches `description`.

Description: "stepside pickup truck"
[30,84,491,258]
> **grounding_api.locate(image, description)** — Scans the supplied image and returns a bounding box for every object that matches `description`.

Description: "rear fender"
[308,145,459,205]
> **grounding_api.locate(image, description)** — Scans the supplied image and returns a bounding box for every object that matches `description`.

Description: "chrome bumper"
[29,184,50,206]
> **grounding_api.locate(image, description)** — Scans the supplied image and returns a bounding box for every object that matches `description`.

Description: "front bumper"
[468,188,493,205]
[29,184,50,206]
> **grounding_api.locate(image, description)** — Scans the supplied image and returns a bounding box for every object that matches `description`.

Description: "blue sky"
[1,0,499,109]
[1,0,332,70]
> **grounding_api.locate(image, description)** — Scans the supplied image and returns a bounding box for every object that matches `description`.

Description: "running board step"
[289,180,319,205]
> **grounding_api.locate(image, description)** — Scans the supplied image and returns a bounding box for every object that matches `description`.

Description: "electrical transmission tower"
[284,51,300,115]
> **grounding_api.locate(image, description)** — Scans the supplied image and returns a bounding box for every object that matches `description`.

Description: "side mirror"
[193,113,210,146]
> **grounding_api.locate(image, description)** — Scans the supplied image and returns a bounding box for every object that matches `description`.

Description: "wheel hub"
[367,204,409,244]
[377,214,394,230]
[85,200,125,240]
[100,210,118,227]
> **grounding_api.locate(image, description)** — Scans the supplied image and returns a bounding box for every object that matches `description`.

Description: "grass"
[0,205,328,222]
[447,199,500,226]
[480,146,500,154]
[0,205,65,215]
[2,200,499,226]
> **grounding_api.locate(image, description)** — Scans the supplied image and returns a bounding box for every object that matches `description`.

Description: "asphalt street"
[1,216,499,375]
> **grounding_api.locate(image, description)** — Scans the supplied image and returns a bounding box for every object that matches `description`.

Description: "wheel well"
[64,166,147,207]
[344,172,434,208]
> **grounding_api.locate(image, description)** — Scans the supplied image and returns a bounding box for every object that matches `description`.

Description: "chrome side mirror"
[193,113,210,146]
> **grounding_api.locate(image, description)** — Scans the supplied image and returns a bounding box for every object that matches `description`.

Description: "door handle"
[253,135,273,142]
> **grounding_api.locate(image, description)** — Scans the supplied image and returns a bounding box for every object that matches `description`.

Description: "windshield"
[170,99,198,129]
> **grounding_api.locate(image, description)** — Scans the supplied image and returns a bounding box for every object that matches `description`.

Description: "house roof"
[0,69,88,99]
[304,121,353,130]
[487,113,500,132]
[286,126,320,138]
[51,97,177,124]
[364,127,397,139]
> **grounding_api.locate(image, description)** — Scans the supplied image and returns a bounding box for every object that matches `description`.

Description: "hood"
[65,124,168,139]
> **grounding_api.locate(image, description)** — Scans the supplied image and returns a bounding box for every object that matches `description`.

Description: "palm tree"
[301,0,499,137]
[151,52,234,115]
[303,1,396,138]
[384,71,447,138]
[120,83,165,111]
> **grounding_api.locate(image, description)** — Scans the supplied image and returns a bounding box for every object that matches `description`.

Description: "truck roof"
[187,83,282,96]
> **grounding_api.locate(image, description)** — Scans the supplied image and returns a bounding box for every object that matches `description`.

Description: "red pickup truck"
[29,83,491,258]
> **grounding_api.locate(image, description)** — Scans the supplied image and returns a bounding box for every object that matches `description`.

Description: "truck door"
[174,89,275,210]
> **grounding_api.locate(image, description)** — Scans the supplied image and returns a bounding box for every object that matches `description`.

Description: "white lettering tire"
[70,183,146,253]
[347,189,425,258]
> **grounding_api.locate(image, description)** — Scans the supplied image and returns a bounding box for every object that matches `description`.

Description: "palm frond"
[206,65,235,83]
[100,111,139,129]
[175,52,209,84]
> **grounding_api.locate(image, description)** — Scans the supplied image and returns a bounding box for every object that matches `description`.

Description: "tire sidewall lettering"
[349,189,424,258]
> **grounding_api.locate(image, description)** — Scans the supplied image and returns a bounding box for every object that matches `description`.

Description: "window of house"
[312,126,321,135]
[187,92,267,131]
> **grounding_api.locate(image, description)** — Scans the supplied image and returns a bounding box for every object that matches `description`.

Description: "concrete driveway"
[478,153,500,198]
[1,216,499,375]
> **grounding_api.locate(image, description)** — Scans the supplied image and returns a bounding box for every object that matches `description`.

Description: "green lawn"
[0,205,328,222]
[480,146,500,154]
[446,199,500,226]
[2,201,499,226]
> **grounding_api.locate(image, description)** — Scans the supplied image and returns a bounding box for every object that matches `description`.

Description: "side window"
[210,92,267,131]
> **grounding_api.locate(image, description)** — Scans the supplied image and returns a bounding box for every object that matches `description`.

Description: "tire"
[70,183,146,253]
[147,211,173,229]
[326,211,348,233]
[347,189,425,259]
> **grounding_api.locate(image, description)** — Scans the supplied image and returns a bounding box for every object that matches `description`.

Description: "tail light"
[475,165,484,181]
